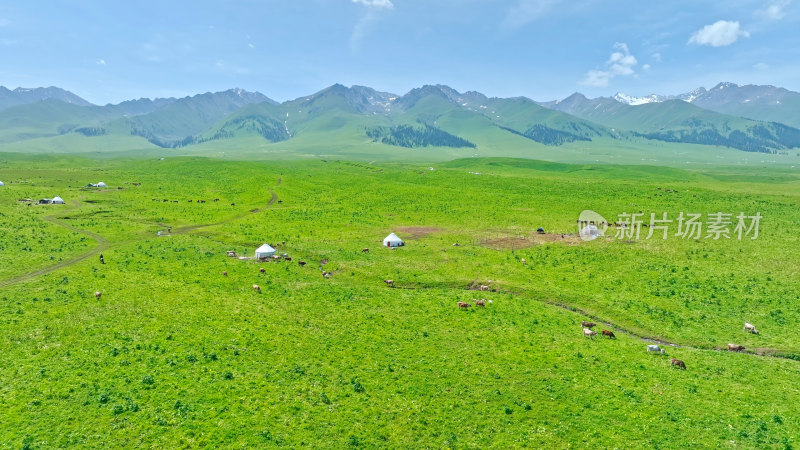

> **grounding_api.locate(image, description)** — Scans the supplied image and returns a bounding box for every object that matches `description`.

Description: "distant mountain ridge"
[0,82,798,155]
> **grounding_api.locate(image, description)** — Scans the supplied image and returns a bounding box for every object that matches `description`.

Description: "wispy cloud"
[688,20,749,47]
[352,0,393,9]
[758,0,791,20]
[501,0,560,29]
[580,43,638,88]
[350,0,395,51]
[96,59,106,65]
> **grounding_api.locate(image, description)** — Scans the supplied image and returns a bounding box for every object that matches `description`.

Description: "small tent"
[97,182,107,187]
[579,224,601,241]
[383,233,404,248]
[51,196,65,204]
[255,243,276,259]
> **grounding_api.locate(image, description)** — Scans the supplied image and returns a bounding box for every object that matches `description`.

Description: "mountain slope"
[689,82,800,128]
[543,94,800,153]
[0,86,92,111]
[118,89,274,146]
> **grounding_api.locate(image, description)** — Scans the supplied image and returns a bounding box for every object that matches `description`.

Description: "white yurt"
[383,233,404,247]
[97,182,107,187]
[255,243,276,259]
[51,196,65,204]
[0,181,5,186]
[579,224,601,241]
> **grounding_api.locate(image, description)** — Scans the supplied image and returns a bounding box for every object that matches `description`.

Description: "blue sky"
[1,0,798,104]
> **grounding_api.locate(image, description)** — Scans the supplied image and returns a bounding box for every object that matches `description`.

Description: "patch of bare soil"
[395,226,441,238]
[481,233,583,249]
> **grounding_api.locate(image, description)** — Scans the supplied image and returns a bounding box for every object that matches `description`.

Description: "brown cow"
[284,257,292,262]
[581,321,596,329]
[601,329,616,339]
[222,271,228,276]
[479,285,490,291]
[475,299,486,307]
[383,279,395,287]
[252,284,260,292]
[322,271,332,278]
[362,248,370,253]
[298,261,306,266]
[583,328,597,340]
[94,291,102,299]
[728,344,745,352]
[670,358,686,369]
[457,301,472,309]
[259,267,266,273]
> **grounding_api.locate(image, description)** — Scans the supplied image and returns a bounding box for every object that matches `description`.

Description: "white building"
[255,243,276,259]
[383,233,404,247]
[51,196,65,204]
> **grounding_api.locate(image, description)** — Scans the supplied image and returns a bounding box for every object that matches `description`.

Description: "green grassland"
[2,154,800,447]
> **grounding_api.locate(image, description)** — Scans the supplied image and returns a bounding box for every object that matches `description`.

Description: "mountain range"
[0,82,798,157]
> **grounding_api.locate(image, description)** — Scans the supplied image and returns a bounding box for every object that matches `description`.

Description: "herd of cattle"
[578,320,762,370]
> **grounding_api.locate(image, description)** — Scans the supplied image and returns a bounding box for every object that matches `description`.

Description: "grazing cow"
[744,322,759,334]
[94,291,102,299]
[581,321,596,329]
[647,345,665,354]
[728,344,745,352]
[475,299,486,307]
[222,271,228,276]
[284,257,292,262]
[520,258,526,264]
[259,267,266,273]
[226,251,236,257]
[298,261,306,266]
[601,329,616,339]
[452,243,460,247]
[214,198,220,202]
[188,200,192,203]
[231,203,235,206]
[322,271,332,278]
[670,358,686,370]
[583,328,597,340]
[362,248,369,253]
[479,285,490,291]
[383,279,395,287]
[252,284,260,292]
[457,301,471,309]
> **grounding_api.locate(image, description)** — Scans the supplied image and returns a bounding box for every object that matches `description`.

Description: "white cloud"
[352,0,393,9]
[652,52,662,62]
[350,0,394,51]
[96,59,106,65]
[502,0,560,29]
[642,64,651,71]
[759,0,791,20]
[753,62,769,70]
[580,42,638,88]
[688,20,749,47]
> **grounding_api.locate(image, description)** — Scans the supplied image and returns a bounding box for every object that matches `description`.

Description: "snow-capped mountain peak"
[613,92,665,105]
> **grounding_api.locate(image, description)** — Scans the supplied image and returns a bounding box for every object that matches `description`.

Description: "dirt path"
[0,200,110,289]
[0,184,280,289]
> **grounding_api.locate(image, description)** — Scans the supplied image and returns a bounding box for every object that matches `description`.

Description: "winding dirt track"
[0,183,280,289]
[0,200,110,289]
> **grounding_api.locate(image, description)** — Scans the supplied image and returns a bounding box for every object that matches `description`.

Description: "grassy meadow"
[1,154,800,447]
